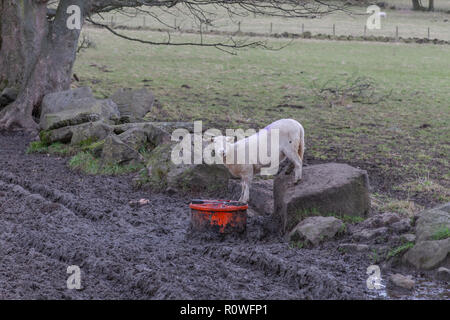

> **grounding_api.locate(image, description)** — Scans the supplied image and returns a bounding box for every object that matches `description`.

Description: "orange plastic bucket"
[189,200,248,233]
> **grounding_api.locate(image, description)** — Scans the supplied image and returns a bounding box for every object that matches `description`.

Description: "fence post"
[333,24,335,36]
[428,27,430,39]
[396,26,399,40]
[302,23,304,34]
[270,22,273,34]
[238,21,241,32]
[111,16,114,27]
[364,25,366,36]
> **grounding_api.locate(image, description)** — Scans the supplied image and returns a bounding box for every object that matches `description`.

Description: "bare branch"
[84,1,351,53]
[86,16,290,53]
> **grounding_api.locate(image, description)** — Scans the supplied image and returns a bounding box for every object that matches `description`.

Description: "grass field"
[92,1,450,41]
[73,26,450,211]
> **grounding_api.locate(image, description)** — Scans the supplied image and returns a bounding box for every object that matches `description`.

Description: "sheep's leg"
[282,147,303,183]
[239,180,250,203]
[238,179,246,202]
[238,173,252,203]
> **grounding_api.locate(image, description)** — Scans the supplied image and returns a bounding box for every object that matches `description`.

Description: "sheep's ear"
[225,136,235,144]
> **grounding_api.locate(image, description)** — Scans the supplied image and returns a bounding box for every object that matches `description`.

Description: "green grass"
[294,207,366,224]
[289,240,306,249]
[27,141,49,154]
[78,137,98,148]
[370,248,380,264]
[371,193,424,217]
[69,151,144,175]
[69,152,101,174]
[387,242,415,259]
[70,27,450,203]
[393,177,450,203]
[27,141,71,155]
[340,215,365,224]
[28,135,148,176]
[432,225,450,240]
[27,139,145,176]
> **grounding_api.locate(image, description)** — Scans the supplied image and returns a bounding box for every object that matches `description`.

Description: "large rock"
[70,121,114,145]
[113,122,170,148]
[145,142,230,194]
[40,98,120,131]
[40,126,74,145]
[0,87,18,108]
[40,121,113,145]
[118,127,149,151]
[40,87,94,121]
[101,134,143,165]
[289,216,345,246]
[436,267,450,282]
[274,162,370,233]
[148,121,194,133]
[415,202,450,242]
[403,238,450,270]
[167,163,230,194]
[401,202,450,270]
[114,121,194,134]
[387,274,415,292]
[111,88,154,119]
[352,227,388,241]
[390,218,412,234]
[228,178,273,216]
[360,212,401,229]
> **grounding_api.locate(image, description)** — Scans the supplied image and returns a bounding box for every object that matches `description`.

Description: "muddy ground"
[0,131,445,299]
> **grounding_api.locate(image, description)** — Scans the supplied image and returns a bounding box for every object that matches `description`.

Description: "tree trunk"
[428,0,434,11]
[412,0,426,11]
[0,0,87,132]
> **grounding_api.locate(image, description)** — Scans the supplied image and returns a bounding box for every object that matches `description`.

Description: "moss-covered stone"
[39,130,53,145]
[118,127,149,151]
[70,121,113,145]
[144,142,229,194]
[101,134,142,165]
[40,98,119,131]
[82,139,105,157]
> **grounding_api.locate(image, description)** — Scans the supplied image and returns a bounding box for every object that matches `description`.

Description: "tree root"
[0,102,38,133]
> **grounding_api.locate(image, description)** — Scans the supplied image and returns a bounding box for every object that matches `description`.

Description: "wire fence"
[99,11,450,42]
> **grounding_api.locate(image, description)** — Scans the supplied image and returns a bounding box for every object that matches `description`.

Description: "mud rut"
[0,132,374,299]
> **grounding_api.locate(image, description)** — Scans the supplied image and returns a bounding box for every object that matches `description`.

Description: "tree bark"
[0,0,87,132]
[428,0,434,11]
[412,0,426,11]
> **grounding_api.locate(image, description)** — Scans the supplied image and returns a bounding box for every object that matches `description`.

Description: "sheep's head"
[212,135,234,158]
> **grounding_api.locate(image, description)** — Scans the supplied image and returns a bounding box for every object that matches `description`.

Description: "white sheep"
[214,119,305,203]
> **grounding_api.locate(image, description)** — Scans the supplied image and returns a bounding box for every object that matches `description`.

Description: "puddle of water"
[406,278,449,300]
[368,277,449,300]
